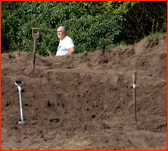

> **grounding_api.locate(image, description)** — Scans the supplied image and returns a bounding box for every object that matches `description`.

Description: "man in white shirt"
[56,26,75,56]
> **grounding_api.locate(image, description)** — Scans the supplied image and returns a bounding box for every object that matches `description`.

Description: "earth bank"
[1,37,167,150]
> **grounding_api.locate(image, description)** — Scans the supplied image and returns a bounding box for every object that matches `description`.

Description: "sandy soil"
[1,37,167,150]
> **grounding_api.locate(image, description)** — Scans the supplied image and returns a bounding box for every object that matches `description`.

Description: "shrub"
[1,1,124,56]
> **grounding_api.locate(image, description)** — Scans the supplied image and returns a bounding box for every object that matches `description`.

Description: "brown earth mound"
[1,37,167,150]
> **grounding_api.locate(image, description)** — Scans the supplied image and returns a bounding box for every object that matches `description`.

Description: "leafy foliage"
[62,15,124,53]
[1,1,124,56]
[1,1,167,55]
[67,1,139,16]
[123,1,167,43]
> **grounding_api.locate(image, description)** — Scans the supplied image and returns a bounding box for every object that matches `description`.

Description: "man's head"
[57,26,67,40]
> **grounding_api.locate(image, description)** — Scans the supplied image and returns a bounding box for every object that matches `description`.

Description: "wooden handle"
[33,53,36,68]
[33,39,36,53]
[132,71,137,124]
[132,71,136,84]
[32,27,39,68]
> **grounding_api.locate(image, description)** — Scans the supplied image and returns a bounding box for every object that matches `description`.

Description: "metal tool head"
[32,27,40,40]
[18,121,25,124]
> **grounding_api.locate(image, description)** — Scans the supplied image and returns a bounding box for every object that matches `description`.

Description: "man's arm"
[68,47,75,55]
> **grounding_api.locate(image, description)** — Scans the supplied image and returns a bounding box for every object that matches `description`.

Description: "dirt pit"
[1,37,167,150]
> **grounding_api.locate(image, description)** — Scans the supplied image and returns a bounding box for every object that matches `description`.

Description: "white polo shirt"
[56,36,74,56]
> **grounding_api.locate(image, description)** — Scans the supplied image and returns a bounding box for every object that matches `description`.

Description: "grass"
[107,32,167,50]
[107,41,130,50]
[141,32,167,41]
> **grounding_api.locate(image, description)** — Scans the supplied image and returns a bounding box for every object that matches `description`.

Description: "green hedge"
[1,1,124,56]
[62,15,124,53]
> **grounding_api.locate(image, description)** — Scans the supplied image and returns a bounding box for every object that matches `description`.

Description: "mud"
[1,37,167,150]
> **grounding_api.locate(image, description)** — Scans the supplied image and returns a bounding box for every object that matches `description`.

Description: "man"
[56,26,75,56]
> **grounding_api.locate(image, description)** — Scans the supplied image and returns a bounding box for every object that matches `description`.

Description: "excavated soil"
[1,37,167,150]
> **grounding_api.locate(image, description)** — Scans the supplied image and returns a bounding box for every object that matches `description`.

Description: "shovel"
[14,80,25,124]
[32,27,40,68]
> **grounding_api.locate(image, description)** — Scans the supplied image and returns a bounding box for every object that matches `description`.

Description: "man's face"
[57,27,66,39]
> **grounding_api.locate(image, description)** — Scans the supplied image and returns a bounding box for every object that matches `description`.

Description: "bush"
[1,1,124,56]
[123,1,167,44]
[61,15,124,53]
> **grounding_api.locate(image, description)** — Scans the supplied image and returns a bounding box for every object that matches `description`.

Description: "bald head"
[57,26,67,39]
[61,26,67,32]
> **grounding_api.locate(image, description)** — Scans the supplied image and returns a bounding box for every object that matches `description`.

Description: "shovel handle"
[33,39,36,53]
[132,71,137,123]
[14,80,24,87]
[32,27,39,68]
